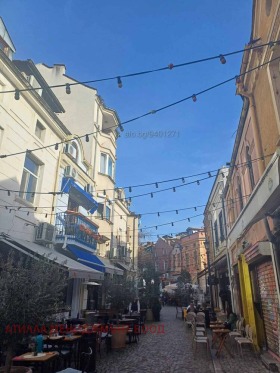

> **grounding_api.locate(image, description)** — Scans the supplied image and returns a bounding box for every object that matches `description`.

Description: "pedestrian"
[224,309,237,331]
[129,297,140,314]
[219,288,228,313]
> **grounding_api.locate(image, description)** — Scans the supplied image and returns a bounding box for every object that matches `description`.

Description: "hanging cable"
[1,56,279,160]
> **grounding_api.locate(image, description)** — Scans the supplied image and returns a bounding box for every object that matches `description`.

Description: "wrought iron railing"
[55,211,98,250]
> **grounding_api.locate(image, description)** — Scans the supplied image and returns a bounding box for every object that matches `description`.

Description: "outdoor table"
[210,324,224,329]
[211,328,232,357]
[43,335,82,369]
[13,351,58,373]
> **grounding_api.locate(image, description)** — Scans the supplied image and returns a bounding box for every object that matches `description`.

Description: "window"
[219,211,225,241]
[35,120,46,141]
[214,220,219,248]
[19,154,40,203]
[246,146,255,190]
[185,253,189,267]
[100,153,114,178]
[194,250,197,265]
[237,176,244,211]
[97,203,104,218]
[105,206,111,221]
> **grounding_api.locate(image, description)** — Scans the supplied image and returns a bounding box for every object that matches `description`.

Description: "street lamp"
[204,239,214,311]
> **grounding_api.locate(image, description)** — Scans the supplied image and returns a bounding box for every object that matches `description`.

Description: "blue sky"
[1,0,252,240]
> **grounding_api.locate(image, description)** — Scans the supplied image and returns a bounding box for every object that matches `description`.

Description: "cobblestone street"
[96,306,268,373]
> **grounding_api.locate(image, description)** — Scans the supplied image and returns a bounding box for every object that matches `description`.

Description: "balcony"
[55,211,100,250]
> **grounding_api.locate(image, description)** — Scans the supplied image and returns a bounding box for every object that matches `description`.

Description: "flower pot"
[146,308,154,322]
[111,325,129,349]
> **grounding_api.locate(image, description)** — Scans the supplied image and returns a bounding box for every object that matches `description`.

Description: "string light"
[208,172,211,177]
[14,89,20,100]
[176,210,178,214]
[197,180,200,185]
[65,84,71,94]
[182,178,185,183]
[157,212,160,217]
[1,58,278,161]
[155,183,159,188]
[173,187,176,192]
[171,222,174,226]
[129,187,132,193]
[192,94,197,102]
[151,193,153,198]
[219,55,226,64]
[85,135,89,142]
[117,77,123,88]
[1,40,277,99]
[55,143,59,150]
[7,191,10,196]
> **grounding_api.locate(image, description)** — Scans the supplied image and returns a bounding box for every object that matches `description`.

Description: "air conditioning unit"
[64,165,77,179]
[35,222,55,244]
[84,183,95,195]
[64,144,77,159]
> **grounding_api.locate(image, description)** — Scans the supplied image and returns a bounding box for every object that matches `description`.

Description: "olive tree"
[0,251,67,373]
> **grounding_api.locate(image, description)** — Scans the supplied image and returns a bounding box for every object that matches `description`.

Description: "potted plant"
[0,251,67,373]
[104,276,136,348]
[139,262,160,321]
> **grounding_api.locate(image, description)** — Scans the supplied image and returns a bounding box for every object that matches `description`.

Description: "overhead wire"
[0,56,279,160]
[0,39,278,96]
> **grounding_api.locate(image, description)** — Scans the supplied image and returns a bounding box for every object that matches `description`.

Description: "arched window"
[237,176,244,211]
[246,145,255,190]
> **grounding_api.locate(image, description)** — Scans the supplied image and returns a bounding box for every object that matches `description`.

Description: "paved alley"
[96,306,268,373]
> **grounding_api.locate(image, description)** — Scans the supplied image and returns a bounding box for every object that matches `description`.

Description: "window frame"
[35,120,46,141]
[19,154,41,203]
[100,152,114,179]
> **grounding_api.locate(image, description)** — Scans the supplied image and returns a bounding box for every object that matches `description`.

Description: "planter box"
[111,325,129,349]
[145,309,154,322]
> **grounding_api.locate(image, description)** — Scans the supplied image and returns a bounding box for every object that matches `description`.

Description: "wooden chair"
[235,325,255,356]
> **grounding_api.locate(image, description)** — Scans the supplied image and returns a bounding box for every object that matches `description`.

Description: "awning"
[116,261,132,271]
[61,177,98,214]
[67,244,105,272]
[98,256,123,275]
[0,236,104,281]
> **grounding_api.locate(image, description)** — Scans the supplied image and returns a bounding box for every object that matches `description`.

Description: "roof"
[13,60,65,114]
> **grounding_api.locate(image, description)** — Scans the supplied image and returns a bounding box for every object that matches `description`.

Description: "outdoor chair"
[195,313,206,328]
[235,325,255,356]
[191,322,210,358]
[191,321,206,340]
[55,347,92,373]
[176,306,183,319]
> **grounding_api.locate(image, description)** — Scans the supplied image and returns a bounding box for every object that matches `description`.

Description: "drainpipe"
[50,138,68,226]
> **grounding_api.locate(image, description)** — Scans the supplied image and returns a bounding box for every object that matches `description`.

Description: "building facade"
[223,0,280,357]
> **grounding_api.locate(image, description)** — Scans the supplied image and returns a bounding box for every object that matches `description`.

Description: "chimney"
[53,64,66,76]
